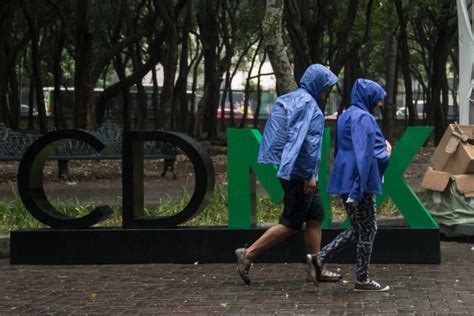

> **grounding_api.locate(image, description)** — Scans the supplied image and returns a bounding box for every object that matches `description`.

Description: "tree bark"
[253,50,267,128]
[151,64,160,130]
[382,35,398,141]
[74,0,95,129]
[189,53,203,136]
[284,0,312,82]
[395,0,416,125]
[28,77,35,130]
[195,0,221,139]
[0,1,16,128]
[47,0,67,130]
[172,0,193,132]
[219,70,230,131]
[113,54,131,131]
[20,0,47,133]
[155,0,179,131]
[262,0,297,96]
[128,12,148,131]
[52,31,66,130]
[228,39,258,127]
[240,39,262,128]
[7,64,21,131]
[431,24,450,144]
[0,1,29,129]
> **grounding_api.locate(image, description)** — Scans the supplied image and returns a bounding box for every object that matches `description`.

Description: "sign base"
[10,227,440,264]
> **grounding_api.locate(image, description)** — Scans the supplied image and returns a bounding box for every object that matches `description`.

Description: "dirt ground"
[0,145,435,206]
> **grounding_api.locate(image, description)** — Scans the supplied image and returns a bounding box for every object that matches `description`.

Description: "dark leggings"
[318,194,377,282]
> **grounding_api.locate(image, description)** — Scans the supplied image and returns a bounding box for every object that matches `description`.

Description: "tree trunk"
[195,0,220,140]
[382,35,398,141]
[253,50,267,128]
[113,55,131,131]
[284,0,312,82]
[20,0,47,133]
[74,0,95,129]
[442,70,449,123]
[330,0,362,75]
[228,39,258,127]
[339,60,354,114]
[28,78,35,130]
[172,0,193,132]
[219,70,230,132]
[431,28,450,144]
[96,54,158,128]
[262,0,297,96]
[240,39,262,128]
[128,19,148,131]
[52,35,66,130]
[395,0,416,126]
[430,1,455,144]
[151,64,160,130]
[7,66,21,131]
[189,53,203,136]
[134,81,148,131]
[158,4,179,131]
[0,1,16,128]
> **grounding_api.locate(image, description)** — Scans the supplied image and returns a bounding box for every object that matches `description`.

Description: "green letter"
[227,128,332,228]
[340,126,437,228]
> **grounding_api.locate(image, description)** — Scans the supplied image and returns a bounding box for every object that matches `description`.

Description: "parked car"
[325,111,338,120]
[217,108,253,120]
[20,104,38,117]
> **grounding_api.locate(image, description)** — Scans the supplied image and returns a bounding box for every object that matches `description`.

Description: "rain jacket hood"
[257,64,338,181]
[327,79,389,201]
[352,78,387,113]
[300,64,338,100]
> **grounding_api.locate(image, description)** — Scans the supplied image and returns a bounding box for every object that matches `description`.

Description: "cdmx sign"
[17,130,215,229]
[11,126,440,265]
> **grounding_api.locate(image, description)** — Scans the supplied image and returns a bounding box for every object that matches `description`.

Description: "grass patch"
[0,185,414,234]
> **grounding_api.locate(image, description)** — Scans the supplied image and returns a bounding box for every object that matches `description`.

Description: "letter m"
[227,128,332,228]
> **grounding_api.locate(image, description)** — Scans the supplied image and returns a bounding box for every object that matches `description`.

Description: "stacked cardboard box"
[421,124,474,227]
[422,124,474,199]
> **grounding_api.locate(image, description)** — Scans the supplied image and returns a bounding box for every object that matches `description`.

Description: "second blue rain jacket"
[327,79,389,201]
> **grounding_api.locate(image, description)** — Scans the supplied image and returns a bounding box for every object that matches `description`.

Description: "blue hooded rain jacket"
[327,79,389,201]
[257,64,338,181]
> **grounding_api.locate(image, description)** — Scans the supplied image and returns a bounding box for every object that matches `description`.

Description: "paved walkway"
[0,241,473,315]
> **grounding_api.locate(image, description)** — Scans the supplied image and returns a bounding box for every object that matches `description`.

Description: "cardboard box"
[421,168,474,198]
[431,124,474,175]
[452,174,474,197]
[421,169,451,192]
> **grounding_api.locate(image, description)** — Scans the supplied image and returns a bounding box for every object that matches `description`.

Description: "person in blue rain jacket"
[235,64,342,285]
[307,78,392,292]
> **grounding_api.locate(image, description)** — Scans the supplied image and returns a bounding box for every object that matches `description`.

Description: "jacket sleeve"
[374,129,390,174]
[349,114,376,201]
[276,102,314,180]
[305,112,324,180]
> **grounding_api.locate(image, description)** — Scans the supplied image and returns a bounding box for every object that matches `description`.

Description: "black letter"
[17,130,113,229]
[122,131,215,228]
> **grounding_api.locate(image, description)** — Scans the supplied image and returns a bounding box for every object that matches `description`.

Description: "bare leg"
[245,224,297,261]
[304,220,322,254]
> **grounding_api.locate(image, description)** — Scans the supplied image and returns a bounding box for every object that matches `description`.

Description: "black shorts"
[279,179,325,230]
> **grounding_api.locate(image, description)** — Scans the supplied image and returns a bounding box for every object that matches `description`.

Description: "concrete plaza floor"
[0,241,473,315]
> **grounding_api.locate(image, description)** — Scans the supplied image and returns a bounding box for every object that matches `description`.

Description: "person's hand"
[385,140,392,156]
[304,176,316,195]
[346,196,359,207]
